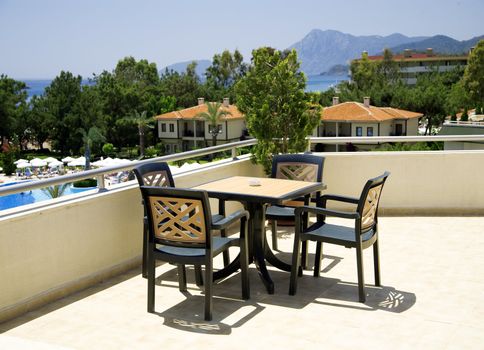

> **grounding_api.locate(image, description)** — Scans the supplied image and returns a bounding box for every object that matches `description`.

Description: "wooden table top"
[193,176,325,204]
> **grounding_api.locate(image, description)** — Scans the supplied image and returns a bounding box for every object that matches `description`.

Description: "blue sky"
[1,0,483,79]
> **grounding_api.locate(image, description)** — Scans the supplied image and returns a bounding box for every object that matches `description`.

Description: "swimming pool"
[0,182,94,211]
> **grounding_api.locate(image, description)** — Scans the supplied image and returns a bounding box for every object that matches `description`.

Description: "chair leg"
[204,259,213,321]
[373,239,381,286]
[195,265,203,286]
[271,220,278,251]
[313,242,323,277]
[219,200,230,266]
[301,241,308,270]
[356,248,366,303]
[147,253,155,313]
[221,229,230,267]
[178,265,187,292]
[289,237,302,295]
[142,219,148,278]
[240,219,250,300]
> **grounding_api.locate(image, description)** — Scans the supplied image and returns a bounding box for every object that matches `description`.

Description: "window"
[161,123,166,132]
[367,127,374,136]
[169,123,175,132]
[356,127,362,137]
[165,144,171,153]
[173,145,177,153]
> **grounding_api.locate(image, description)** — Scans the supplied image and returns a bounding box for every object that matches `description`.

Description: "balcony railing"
[2,135,484,200]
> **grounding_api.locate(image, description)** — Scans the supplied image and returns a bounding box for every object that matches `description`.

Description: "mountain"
[389,35,484,54]
[160,59,212,78]
[288,29,428,75]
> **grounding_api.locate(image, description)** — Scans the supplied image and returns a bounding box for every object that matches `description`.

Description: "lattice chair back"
[272,154,324,183]
[141,186,213,248]
[133,162,175,188]
[357,172,390,233]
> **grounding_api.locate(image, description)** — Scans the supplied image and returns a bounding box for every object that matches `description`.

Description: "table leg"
[248,202,274,294]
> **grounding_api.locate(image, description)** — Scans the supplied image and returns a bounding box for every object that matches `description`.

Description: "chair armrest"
[294,206,360,220]
[321,194,359,205]
[211,210,250,230]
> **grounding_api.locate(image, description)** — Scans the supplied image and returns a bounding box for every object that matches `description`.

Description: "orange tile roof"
[154,103,244,121]
[321,102,423,122]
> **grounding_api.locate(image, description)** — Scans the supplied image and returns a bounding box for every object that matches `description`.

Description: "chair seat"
[304,222,374,244]
[266,205,296,219]
[156,236,239,257]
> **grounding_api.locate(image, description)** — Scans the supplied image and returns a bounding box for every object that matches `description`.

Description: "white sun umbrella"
[16,161,31,169]
[68,156,86,167]
[30,158,47,167]
[48,160,64,168]
[91,157,114,167]
[62,156,75,163]
[14,158,28,164]
[44,157,58,163]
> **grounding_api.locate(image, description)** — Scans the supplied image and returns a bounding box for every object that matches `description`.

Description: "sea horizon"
[20,74,349,98]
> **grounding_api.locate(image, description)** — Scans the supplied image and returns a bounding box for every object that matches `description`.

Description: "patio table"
[193,175,325,294]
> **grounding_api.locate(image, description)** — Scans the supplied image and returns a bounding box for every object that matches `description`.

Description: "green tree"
[0,75,28,149]
[42,71,83,153]
[26,95,56,150]
[462,40,484,106]
[78,126,106,170]
[42,184,70,199]
[204,50,247,101]
[116,110,154,157]
[196,102,232,147]
[235,47,320,173]
[160,62,202,108]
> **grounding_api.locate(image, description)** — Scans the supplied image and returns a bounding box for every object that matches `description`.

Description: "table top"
[193,176,325,205]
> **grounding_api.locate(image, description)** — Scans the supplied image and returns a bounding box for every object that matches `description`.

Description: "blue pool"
[0,182,93,211]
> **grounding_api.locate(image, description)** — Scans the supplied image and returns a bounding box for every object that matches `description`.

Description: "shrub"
[1,149,18,175]
[73,178,97,188]
[102,143,115,156]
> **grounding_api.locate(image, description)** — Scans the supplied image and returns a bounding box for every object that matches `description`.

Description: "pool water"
[0,182,93,211]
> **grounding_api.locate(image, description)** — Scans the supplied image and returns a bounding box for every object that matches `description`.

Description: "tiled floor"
[1,217,484,349]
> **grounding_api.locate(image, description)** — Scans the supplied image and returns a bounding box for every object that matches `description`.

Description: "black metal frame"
[266,154,325,264]
[289,171,390,303]
[141,186,250,321]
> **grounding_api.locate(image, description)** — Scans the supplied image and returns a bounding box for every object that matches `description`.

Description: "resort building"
[154,98,248,153]
[439,109,484,150]
[354,48,469,85]
[313,97,423,151]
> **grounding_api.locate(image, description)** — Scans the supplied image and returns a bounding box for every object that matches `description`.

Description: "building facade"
[155,98,248,153]
[313,97,423,151]
[354,48,469,85]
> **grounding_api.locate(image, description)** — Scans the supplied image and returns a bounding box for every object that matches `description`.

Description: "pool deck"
[1,216,483,349]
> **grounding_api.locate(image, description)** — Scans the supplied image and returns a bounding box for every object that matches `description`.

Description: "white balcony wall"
[1,150,484,322]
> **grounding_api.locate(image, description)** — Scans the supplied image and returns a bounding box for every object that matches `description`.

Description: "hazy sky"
[1,0,483,79]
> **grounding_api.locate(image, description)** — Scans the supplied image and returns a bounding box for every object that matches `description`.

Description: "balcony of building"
[1,137,483,348]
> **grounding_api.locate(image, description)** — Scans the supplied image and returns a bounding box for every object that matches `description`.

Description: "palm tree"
[78,126,106,170]
[42,183,70,199]
[117,110,154,158]
[196,102,232,147]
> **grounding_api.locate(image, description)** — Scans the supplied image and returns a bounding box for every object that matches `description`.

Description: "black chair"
[289,172,390,303]
[141,186,250,321]
[133,162,227,279]
[265,154,325,265]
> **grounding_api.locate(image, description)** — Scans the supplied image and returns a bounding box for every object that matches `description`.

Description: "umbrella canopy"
[44,157,58,163]
[68,157,86,167]
[30,158,47,167]
[16,161,31,169]
[48,160,64,168]
[62,156,75,163]
[14,159,28,164]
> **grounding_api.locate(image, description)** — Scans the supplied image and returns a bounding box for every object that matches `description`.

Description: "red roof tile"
[321,102,423,122]
[154,103,244,121]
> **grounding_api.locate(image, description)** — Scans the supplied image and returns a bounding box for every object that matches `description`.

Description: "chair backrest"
[141,186,213,249]
[133,162,175,188]
[357,172,390,233]
[271,154,324,183]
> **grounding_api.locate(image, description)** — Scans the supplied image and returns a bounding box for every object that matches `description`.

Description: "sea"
[21,75,349,99]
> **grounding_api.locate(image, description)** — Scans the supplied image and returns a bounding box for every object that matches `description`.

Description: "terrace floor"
[1,216,483,349]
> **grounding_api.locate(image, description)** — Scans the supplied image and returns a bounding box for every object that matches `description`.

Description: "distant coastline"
[21,75,348,98]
